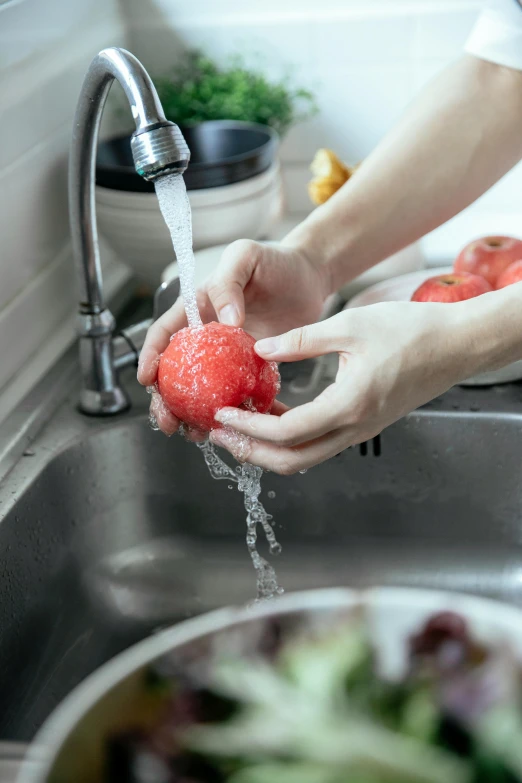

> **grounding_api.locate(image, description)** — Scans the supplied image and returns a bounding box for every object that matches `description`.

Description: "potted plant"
[155,51,316,137]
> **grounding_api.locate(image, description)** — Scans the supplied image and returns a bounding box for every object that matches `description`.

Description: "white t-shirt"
[465,0,522,70]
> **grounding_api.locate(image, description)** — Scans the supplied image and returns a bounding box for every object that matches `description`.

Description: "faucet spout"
[69,47,189,415]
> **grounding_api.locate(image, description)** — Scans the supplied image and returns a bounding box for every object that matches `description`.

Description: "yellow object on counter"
[308,148,356,205]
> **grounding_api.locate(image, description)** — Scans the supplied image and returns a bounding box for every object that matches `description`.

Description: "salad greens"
[106,611,522,783]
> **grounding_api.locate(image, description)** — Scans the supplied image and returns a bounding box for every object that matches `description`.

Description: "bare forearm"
[285,56,522,294]
[454,283,522,378]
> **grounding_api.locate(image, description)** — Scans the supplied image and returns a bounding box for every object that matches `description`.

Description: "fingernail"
[255,336,280,357]
[219,304,239,326]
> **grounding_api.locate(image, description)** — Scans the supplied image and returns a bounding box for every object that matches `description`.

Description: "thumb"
[207,239,259,327]
[255,319,337,362]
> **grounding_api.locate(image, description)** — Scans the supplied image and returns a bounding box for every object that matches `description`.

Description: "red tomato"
[158,322,280,432]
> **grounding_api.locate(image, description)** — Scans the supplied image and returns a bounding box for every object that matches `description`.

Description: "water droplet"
[148,411,160,431]
[267,490,276,499]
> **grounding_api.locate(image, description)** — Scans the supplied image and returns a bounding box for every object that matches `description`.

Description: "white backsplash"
[0,0,127,417]
[125,0,482,172]
[124,0,522,242]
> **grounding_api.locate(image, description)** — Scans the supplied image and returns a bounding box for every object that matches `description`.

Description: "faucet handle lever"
[153,276,181,321]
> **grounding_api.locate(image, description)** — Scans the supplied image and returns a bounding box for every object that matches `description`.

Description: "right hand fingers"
[207,239,261,327]
[254,315,344,363]
[214,387,345,448]
[149,394,207,440]
[150,392,180,436]
[138,297,187,386]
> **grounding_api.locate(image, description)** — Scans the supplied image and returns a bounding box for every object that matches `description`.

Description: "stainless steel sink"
[2,312,522,742]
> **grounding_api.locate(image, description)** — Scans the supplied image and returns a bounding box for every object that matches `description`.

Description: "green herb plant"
[155,51,317,137]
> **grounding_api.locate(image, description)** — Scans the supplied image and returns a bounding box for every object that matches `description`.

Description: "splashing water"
[197,438,283,602]
[153,172,283,601]
[146,384,160,430]
[154,174,202,328]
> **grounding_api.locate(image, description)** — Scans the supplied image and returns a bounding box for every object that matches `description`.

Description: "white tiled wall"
[0,0,127,414]
[124,0,482,171]
[124,0,522,256]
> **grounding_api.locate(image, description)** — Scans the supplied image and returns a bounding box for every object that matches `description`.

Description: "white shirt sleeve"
[465,0,522,70]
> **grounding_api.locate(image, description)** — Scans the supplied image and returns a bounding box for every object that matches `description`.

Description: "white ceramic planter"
[96,162,284,288]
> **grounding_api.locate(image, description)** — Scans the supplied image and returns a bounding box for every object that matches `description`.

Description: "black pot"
[96,120,278,193]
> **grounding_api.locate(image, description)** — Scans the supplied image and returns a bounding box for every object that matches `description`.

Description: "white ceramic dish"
[96,161,284,288]
[20,586,522,783]
[347,266,522,386]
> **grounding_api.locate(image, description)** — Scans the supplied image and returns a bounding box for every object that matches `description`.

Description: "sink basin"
[2,329,522,742]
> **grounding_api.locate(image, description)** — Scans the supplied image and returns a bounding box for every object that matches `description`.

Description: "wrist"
[281,206,361,297]
[448,284,522,377]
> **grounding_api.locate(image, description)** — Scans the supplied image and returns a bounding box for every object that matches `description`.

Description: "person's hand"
[209,301,478,474]
[137,239,330,435]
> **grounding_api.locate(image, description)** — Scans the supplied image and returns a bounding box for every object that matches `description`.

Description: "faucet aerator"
[131,123,190,181]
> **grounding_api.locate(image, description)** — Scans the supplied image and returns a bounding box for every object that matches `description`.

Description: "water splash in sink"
[196,437,283,602]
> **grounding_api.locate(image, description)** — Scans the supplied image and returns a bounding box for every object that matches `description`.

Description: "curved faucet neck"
[69,48,170,314]
[69,47,189,416]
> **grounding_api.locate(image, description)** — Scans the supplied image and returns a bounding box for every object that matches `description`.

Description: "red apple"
[454,235,522,286]
[411,272,492,303]
[158,322,280,432]
[496,259,522,289]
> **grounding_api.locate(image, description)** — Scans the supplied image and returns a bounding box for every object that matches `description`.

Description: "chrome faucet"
[70,47,189,416]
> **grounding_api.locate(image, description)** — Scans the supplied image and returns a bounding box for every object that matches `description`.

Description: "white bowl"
[347,267,522,386]
[96,161,284,288]
[21,586,522,782]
